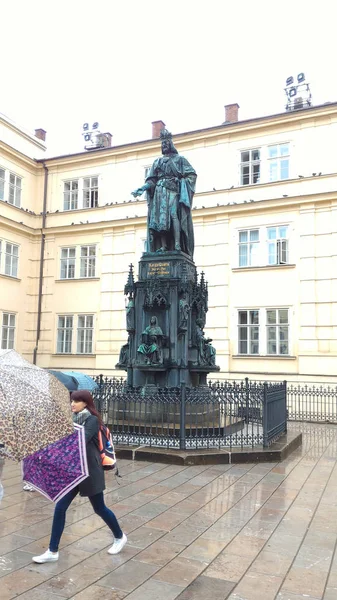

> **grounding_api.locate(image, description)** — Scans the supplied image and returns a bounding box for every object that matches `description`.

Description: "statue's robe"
[145,153,197,257]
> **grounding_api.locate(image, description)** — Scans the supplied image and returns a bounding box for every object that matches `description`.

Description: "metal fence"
[287,383,337,423]
[92,377,287,450]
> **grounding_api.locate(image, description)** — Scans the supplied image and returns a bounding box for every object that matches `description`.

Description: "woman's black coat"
[79,414,105,497]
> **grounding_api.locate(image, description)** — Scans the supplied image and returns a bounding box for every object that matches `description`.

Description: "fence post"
[180,382,186,451]
[263,382,268,447]
[245,377,249,424]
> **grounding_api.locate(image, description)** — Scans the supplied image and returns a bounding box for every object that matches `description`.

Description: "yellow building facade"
[0,104,336,384]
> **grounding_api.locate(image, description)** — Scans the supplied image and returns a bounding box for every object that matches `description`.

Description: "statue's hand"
[131,188,144,197]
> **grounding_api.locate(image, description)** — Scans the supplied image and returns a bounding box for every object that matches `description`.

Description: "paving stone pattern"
[1,422,337,599]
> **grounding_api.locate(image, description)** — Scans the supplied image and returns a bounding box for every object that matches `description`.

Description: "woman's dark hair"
[70,390,103,424]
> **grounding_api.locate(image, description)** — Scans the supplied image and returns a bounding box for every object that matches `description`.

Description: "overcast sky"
[2,0,336,156]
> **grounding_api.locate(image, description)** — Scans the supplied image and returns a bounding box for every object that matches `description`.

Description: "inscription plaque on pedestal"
[148,262,170,278]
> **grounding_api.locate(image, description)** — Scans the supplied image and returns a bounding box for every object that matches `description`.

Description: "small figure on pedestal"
[137,316,164,365]
[178,292,189,333]
[117,337,130,368]
[195,319,216,366]
[126,295,135,332]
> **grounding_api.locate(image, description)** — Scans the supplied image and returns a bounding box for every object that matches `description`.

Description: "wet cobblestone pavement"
[1,422,337,599]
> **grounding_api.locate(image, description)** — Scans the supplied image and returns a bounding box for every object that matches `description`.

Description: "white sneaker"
[32,549,59,563]
[108,533,127,555]
[23,483,35,491]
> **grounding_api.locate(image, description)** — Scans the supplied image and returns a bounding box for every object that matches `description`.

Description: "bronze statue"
[178,292,189,332]
[137,316,164,365]
[126,296,135,332]
[117,338,130,367]
[195,318,216,366]
[132,129,197,257]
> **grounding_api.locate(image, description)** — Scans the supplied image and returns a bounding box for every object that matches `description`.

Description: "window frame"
[77,314,94,354]
[80,245,96,278]
[266,308,289,355]
[83,176,98,209]
[1,312,16,350]
[267,143,290,182]
[60,247,76,279]
[238,309,260,355]
[63,179,79,211]
[267,225,289,266]
[57,315,74,354]
[56,314,94,355]
[8,172,22,207]
[240,148,261,186]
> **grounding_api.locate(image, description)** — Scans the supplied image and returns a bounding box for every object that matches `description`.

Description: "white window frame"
[83,176,98,208]
[80,246,96,278]
[238,229,260,267]
[77,314,94,354]
[268,143,290,182]
[238,310,259,355]
[267,225,289,265]
[266,308,289,355]
[237,224,290,268]
[60,247,76,279]
[59,245,98,280]
[63,176,99,211]
[5,242,19,277]
[8,172,22,207]
[57,315,73,353]
[0,167,5,201]
[236,308,290,356]
[63,180,79,211]
[240,148,261,185]
[1,312,16,350]
[57,314,94,354]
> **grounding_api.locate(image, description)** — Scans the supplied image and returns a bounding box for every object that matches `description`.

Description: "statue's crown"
[160,128,172,140]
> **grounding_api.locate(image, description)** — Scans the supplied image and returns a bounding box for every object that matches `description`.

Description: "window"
[268,144,289,181]
[0,168,5,201]
[59,245,97,279]
[237,308,290,356]
[63,176,99,211]
[57,316,73,353]
[267,226,289,265]
[60,247,75,279]
[240,149,260,185]
[266,309,289,355]
[63,180,78,211]
[4,243,19,277]
[77,315,94,353]
[238,310,259,354]
[83,177,98,208]
[239,229,259,267]
[8,173,22,207]
[57,314,94,354]
[1,313,16,350]
[80,246,96,278]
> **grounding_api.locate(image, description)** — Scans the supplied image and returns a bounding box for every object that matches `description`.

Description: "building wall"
[1,104,337,384]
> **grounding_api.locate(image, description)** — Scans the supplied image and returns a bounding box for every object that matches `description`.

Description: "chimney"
[224,104,239,123]
[101,132,112,147]
[35,128,47,142]
[152,120,166,139]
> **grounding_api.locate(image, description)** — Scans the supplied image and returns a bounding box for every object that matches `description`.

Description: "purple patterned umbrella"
[22,424,88,502]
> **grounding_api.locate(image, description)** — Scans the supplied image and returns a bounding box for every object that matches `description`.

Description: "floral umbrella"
[22,424,88,502]
[0,349,73,461]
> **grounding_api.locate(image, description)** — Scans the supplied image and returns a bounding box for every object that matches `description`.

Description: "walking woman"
[32,390,126,563]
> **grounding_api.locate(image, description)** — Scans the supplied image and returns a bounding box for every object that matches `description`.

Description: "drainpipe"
[33,163,48,365]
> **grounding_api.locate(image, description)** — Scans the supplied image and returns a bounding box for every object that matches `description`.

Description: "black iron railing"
[92,377,287,450]
[287,383,337,423]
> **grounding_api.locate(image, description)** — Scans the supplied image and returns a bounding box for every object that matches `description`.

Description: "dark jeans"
[49,487,123,552]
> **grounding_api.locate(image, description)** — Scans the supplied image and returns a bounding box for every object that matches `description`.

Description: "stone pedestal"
[118,251,219,392]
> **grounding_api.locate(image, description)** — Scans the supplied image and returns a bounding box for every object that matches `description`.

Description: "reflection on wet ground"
[0,422,337,599]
